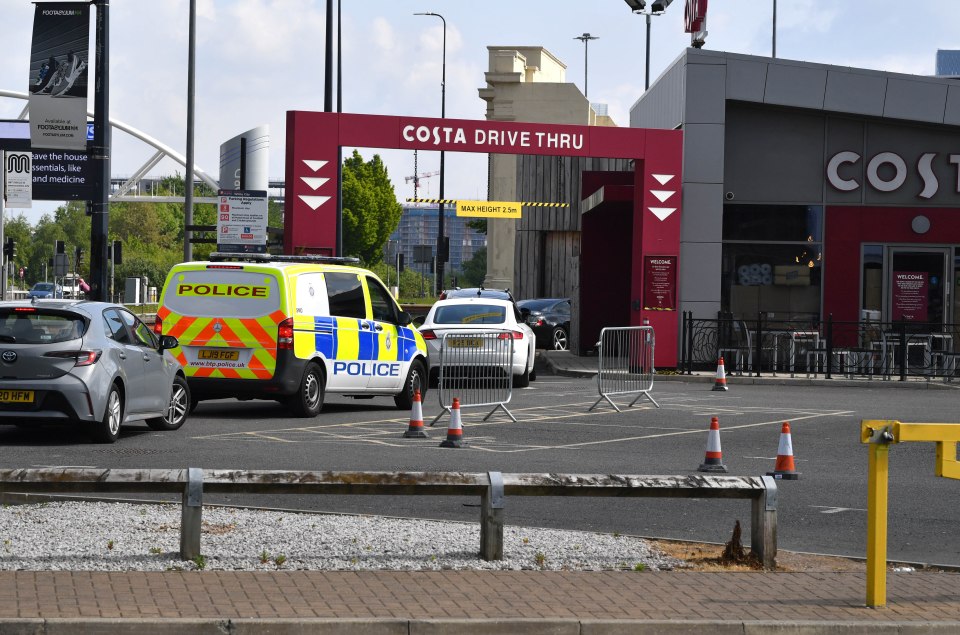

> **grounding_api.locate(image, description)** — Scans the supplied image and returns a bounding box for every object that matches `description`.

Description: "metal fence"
[680,312,960,381]
[431,330,515,425]
[590,326,659,412]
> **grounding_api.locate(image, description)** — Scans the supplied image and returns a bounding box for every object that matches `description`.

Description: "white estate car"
[418,290,537,388]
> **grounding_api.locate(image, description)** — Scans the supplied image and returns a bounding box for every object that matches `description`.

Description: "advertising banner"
[216,189,269,253]
[892,271,928,322]
[4,151,33,208]
[29,3,90,151]
[455,200,522,219]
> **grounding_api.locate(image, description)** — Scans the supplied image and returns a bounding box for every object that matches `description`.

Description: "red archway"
[284,111,683,364]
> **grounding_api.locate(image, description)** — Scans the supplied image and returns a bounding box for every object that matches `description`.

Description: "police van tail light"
[278,317,294,349]
[498,331,524,340]
[420,329,437,340]
[153,315,162,335]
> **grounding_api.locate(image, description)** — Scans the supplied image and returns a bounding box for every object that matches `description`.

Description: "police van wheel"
[394,360,427,410]
[288,363,324,418]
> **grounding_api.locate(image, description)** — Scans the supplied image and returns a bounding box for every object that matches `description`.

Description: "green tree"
[460,247,486,287]
[341,150,402,264]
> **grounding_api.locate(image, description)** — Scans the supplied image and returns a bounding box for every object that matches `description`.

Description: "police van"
[155,253,429,417]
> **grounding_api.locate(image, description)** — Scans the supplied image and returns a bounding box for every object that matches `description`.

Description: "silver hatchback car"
[0,300,189,443]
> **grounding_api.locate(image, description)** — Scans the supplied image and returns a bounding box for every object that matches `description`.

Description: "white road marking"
[811,505,866,514]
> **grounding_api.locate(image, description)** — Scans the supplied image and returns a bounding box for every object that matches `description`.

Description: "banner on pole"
[4,151,33,208]
[28,3,90,151]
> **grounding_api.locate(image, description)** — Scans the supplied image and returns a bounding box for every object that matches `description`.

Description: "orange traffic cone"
[402,389,428,438]
[767,421,799,480]
[712,356,729,391]
[698,416,728,473]
[440,398,465,448]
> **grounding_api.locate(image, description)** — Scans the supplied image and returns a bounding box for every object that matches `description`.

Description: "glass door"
[886,247,950,328]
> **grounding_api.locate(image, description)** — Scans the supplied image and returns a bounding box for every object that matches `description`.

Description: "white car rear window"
[433,304,506,325]
[163,269,281,318]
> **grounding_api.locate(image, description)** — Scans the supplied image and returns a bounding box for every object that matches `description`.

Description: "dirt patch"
[649,539,867,572]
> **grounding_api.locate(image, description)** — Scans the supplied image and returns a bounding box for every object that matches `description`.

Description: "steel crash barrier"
[0,469,779,568]
[431,329,515,425]
[860,420,960,608]
[591,325,659,412]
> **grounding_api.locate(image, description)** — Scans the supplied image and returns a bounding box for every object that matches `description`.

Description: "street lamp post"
[573,33,599,98]
[624,0,673,90]
[414,11,446,295]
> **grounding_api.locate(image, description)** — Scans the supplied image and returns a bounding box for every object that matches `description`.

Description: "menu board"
[891,271,928,322]
[643,255,677,311]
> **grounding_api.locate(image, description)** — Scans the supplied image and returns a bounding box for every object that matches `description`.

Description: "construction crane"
[405,170,440,199]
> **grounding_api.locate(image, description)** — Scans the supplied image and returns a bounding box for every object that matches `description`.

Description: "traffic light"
[74,245,83,270]
[113,240,122,265]
[397,252,405,273]
[55,240,65,254]
[3,237,16,261]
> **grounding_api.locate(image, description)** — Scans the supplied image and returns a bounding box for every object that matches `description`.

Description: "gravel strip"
[0,501,682,572]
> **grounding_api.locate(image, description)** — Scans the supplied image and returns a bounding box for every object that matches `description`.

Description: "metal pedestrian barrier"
[590,325,659,412]
[431,329,516,425]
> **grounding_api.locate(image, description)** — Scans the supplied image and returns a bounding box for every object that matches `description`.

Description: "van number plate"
[198,349,239,361]
[448,338,482,349]
[0,390,33,403]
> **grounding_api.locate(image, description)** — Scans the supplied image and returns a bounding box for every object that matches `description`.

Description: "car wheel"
[89,384,123,444]
[394,359,427,410]
[513,369,530,388]
[552,327,569,351]
[147,376,190,431]
[287,362,324,418]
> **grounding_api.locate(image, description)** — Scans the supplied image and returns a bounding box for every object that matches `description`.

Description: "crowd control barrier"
[431,330,516,426]
[860,419,960,608]
[590,326,659,412]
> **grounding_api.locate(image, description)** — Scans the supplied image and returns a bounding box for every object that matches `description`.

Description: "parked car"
[0,299,188,443]
[418,291,536,387]
[26,282,63,299]
[517,298,571,351]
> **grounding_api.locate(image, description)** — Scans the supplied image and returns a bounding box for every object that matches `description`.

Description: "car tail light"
[278,317,294,349]
[206,264,244,270]
[13,307,36,313]
[534,318,544,327]
[45,350,102,366]
[498,331,523,340]
[153,315,163,335]
[419,329,437,340]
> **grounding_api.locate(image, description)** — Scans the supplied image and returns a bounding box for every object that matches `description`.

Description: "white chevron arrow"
[652,174,675,185]
[650,189,675,203]
[303,160,328,172]
[649,207,676,221]
[300,176,329,190]
[299,195,331,210]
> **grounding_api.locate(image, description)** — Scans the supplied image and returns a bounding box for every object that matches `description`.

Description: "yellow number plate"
[448,338,482,348]
[0,390,34,403]
[198,349,239,361]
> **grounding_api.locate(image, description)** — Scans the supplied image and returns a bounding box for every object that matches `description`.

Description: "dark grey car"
[0,300,188,443]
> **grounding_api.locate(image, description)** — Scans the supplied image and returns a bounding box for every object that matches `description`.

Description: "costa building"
[632,47,960,339]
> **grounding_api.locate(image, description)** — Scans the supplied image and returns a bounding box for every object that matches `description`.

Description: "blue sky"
[2,0,958,223]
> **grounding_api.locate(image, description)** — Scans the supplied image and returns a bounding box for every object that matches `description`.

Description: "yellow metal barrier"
[860,419,960,608]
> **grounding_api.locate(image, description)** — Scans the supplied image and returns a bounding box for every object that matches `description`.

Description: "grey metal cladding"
[882,78,948,123]
[723,104,824,203]
[680,182,723,242]
[945,85,960,125]
[725,58,767,103]
[763,63,827,110]
[683,123,725,184]
[685,63,726,125]
[630,58,686,130]
[823,71,886,117]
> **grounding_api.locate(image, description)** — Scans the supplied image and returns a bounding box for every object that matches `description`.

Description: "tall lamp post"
[414,11,446,295]
[624,0,673,90]
[573,33,599,98]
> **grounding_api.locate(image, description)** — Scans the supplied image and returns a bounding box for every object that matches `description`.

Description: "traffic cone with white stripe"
[402,389,428,438]
[712,357,729,391]
[440,398,465,448]
[767,421,799,480]
[698,416,728,473]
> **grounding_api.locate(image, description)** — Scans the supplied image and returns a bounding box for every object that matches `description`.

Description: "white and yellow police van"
[155,253,428,417]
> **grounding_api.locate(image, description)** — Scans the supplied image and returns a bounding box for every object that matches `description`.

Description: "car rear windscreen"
[163,269,281,318]
[433,304,506,325]
[0,309,86,344]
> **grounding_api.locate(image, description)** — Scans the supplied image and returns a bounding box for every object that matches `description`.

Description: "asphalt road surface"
[3,376,959,566]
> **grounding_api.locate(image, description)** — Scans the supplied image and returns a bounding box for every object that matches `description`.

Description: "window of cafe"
[721,205,823,321]
[861,244,959,329]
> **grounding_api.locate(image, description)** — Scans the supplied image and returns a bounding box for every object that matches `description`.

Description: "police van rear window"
[163,269,281,318]
[433,304,507,325]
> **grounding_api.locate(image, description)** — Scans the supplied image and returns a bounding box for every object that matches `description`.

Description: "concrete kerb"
[6,619,960,635]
